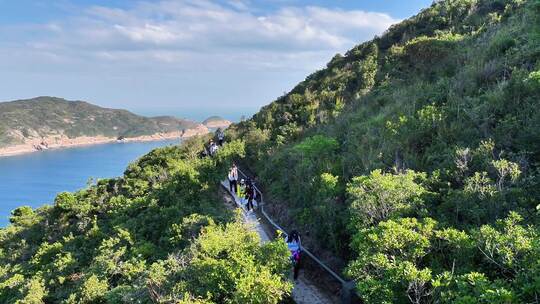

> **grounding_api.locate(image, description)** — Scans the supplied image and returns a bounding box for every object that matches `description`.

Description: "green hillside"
[2,0,540,303]
[0,139,292,303]
[228,0,540,302]
[0,97,200,148]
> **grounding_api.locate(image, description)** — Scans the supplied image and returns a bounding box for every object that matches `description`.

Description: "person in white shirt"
[228,164,238,193]
[209,140,219,156]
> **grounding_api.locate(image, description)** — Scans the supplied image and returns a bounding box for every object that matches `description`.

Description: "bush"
[9,206,36,226]
[143,217,292,304]
[347,217,437,304]
[54,192,77,211]
[347,169,428,227]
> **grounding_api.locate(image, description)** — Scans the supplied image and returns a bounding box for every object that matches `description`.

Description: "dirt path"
[220,181,336,304]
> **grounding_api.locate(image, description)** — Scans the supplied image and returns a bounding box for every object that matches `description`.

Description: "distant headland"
[0,97,221,157]
[202,116,233,129]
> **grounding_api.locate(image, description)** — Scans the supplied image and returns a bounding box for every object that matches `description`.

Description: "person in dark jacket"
[245,179,255,211]
[286,230,302,280]
[217,128,225,146]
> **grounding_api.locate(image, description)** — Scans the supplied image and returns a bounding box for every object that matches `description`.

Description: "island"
[202,116,232,129]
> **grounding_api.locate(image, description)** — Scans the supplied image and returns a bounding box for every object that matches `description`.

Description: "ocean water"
[0,139,179,227]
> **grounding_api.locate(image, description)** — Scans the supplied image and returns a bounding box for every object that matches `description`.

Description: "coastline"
[0,125,209,158]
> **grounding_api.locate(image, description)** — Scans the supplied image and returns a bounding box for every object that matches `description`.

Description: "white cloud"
[227,0,251,11]
[5,0,398,66]
[0,0,400,109]
[113,24,182,44]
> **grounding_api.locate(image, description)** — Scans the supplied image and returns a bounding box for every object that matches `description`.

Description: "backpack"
[291,250,301,263]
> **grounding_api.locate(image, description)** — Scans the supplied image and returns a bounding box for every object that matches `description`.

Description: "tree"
[491,159,520,191]
[474,212,537,277]
[15,276,47,304]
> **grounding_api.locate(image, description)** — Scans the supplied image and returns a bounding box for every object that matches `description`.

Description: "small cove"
[0,139,179,226]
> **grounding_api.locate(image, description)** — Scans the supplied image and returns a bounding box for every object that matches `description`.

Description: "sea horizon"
[132,106,260,124]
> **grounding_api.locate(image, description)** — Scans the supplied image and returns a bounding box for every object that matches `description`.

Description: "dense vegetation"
[228,0,540,302]
[0,97,201,147]
[3,0,540,302]
[0,139,292,303]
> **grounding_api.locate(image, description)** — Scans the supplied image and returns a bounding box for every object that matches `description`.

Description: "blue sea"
[0,139,179,227]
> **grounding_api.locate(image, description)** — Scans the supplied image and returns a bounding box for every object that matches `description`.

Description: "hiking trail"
[220,180,335,304]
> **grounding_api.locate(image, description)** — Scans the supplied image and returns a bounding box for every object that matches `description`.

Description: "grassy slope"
[234,0,540,247]
[229,0,540,301]
[0,97,200,147]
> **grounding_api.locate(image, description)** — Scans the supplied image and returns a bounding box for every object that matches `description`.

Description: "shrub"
[54,192,77,211]
[347,217,437,304]
[347,169,428,227]
[9,206,35,225]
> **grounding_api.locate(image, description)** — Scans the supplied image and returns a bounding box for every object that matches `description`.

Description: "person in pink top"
[286,230,302,280]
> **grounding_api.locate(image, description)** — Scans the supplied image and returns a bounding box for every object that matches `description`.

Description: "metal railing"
[227,167,359,304]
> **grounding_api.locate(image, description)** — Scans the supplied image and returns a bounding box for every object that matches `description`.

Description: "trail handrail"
[234,167,359,303]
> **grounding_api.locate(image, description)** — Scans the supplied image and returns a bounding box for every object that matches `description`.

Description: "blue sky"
[0,0,432,121]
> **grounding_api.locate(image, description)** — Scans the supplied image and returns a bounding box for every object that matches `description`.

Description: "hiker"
[209,140,219,156]
[198,148,208,159]
[245,178,252,192]
[286,230,302,280]
[217,128,225,146]
[228,164,238,194]
[251,177,261,204]
[237,179,246,204]
[245,179,255,212]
